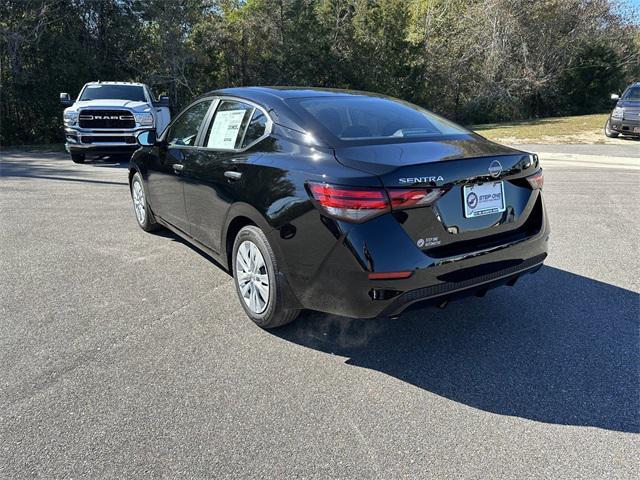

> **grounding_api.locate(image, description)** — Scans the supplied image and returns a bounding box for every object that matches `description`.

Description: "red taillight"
[308,182,447,223]
[388,188,447,208]
[527,169,544,189]
[308,184,388,209]
[308,183,390,222]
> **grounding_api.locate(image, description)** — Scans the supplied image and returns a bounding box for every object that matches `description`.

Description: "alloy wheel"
[236,240,270,314]
[132,180,146,225]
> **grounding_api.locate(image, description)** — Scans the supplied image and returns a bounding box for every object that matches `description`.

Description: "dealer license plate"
[463,181,506,218]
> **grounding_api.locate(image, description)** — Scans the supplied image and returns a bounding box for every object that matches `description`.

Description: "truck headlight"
[64,111,78,126]
[612,107,624,119]
[134,112,154,126]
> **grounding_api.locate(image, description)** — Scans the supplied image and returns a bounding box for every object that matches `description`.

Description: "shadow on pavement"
[84,154,132,167]
[152,229,232,277]
[274,266,639,433]
[0,153,129,185]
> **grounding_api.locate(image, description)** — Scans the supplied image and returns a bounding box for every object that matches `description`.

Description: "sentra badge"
[398,176,444,184]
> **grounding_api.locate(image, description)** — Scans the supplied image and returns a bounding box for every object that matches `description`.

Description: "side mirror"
[60,92,72,107]
[610,93,620,101]
[159,95,170,107]
[136,130,157,146]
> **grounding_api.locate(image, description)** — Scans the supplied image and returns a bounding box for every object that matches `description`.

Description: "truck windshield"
[622,87,640,101]
[79,85,146,102]
[287,95,468,144]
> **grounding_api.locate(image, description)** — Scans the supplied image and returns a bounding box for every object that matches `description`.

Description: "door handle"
[224,171,242,181]
[172,163,184,173]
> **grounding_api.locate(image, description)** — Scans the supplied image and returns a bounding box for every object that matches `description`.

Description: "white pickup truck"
[60,81,171,163]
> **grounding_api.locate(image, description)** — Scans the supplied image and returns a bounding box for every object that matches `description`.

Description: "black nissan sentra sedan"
[129,87,549,328]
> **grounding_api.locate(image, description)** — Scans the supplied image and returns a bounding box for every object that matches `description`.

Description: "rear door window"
[241,109,268,148]
[204,100,268,150]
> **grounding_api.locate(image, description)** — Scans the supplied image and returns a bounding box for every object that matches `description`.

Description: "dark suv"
[605,82,640,138]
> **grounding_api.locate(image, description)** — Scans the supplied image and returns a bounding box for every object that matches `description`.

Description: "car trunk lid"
[333,136,524,180]
[333,137,542,253]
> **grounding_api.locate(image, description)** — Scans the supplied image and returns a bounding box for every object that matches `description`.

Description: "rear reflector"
[368,271,413,280]
[308,182,447,223]
[527,169,544,189]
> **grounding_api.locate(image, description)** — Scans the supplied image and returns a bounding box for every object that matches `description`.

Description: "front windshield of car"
[622,86,640,101]
[289,95,469,143]
[79,85,146,102]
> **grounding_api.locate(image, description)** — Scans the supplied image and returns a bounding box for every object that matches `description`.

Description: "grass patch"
[472,113,610,144]
[1,144,65,153]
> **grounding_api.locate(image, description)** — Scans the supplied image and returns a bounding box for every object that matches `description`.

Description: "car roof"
[197,86,395,142]
[86,81,146,87]
[207,86,382,102]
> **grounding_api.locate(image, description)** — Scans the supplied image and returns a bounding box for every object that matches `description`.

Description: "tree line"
[1,0,638,145]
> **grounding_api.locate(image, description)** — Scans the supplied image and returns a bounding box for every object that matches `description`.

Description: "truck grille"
[78,110,135,128]
[623,107,640,121]
[80,135,136,144]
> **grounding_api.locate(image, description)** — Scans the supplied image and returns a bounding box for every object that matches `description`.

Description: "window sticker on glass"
[207,110,247,149]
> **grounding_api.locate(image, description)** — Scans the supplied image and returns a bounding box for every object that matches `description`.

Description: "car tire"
[130,172,159,232]
[71,153,85,163]
[604,119,619,138]
[232,225,299,329]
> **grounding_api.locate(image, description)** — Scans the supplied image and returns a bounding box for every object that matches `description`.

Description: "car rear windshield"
[622,86,640,101]
[288,95,469,144]
[80,85,146,102]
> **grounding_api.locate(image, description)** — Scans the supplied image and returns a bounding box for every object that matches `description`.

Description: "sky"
[619,0,640,21]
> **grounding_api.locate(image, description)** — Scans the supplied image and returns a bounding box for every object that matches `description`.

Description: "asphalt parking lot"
[1,146,638,478]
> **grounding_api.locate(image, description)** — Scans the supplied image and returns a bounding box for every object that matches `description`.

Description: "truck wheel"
[71,153,85,164]
[130,172,159,232]
[604,119,619,138]
[232,225,299,329]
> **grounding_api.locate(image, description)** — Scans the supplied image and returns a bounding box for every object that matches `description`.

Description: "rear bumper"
[378,253,545,317]
[278,195,550,319]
